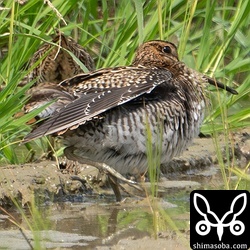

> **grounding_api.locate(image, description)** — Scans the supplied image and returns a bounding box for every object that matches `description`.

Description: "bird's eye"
[162,46,171,54]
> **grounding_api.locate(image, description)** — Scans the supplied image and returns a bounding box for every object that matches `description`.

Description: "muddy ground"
[0,129,249,249]
[0,129,249,208]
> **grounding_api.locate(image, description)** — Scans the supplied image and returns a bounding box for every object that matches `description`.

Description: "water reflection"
[0,201,165,249]
[0,169,222,249]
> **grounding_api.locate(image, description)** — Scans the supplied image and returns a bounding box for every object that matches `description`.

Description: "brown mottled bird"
[27,32,95,85]
[23,40,237,201]
[22,32,95,122]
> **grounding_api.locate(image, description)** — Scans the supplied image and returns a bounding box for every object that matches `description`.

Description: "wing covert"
[23,67,172,142]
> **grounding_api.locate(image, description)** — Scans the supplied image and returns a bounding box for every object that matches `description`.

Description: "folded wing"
[23,66,172,142]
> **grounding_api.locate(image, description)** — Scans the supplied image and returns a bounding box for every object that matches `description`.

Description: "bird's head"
[132,40,179,68]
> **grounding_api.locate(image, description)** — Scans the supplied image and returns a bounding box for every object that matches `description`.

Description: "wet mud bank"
[0,129,249,208]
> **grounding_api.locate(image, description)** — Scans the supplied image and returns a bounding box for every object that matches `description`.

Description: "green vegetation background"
[0,0,249,165]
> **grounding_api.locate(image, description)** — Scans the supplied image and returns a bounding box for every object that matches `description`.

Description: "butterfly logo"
[193,193,247,241]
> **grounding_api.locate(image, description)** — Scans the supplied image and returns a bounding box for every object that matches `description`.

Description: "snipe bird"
[23,32,95,122]
[23,31,95,86]
[23,40,237,201]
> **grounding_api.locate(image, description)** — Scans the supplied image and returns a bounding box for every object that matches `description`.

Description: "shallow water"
[0,168,223,250]
[0,199,188,249]
[1,129,249,249]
